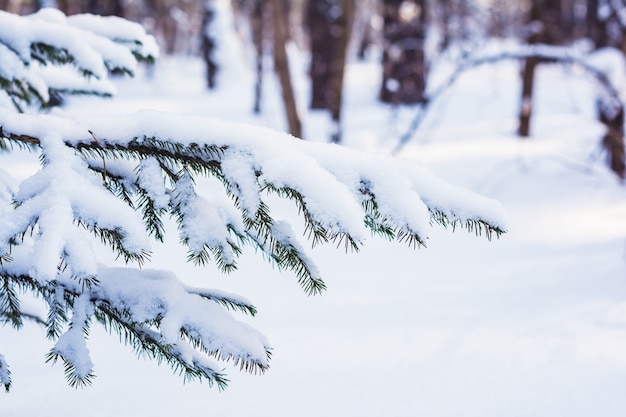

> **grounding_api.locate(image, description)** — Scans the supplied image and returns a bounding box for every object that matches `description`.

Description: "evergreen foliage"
[0,8,505,392]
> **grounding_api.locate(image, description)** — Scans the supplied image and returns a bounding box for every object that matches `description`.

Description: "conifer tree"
[0,8,505,392]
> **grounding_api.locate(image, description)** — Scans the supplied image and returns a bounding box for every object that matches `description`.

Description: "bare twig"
[88,130,108,187]
[393,44,623,154]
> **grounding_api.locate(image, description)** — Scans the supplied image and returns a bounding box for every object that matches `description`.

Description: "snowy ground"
[2,49,626,417]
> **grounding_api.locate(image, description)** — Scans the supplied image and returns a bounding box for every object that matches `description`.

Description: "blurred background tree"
[379,0,427,104]
[2,0,624,176]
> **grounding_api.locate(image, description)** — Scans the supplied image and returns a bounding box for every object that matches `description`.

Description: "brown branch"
[0,128,40,146]
[394,46,624,154]
[88,130,108,186]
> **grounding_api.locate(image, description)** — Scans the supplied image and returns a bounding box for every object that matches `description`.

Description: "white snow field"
[2,46,626,417]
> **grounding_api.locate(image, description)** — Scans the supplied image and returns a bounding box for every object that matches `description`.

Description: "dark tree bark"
[517,2,539,137]
[305,0,344,110]
[518,57,538,137]
[202,1,219,89]
[587,0,626,51]
[356,2,375,60]
[271,0,302,138]
[146,0,177,55]
[86,0,124,16]
[250,0,265,113]
[304,0,354,142]
[599,102,626,179]
[55,0,83,15]
[329,0,355,143]
[440,0,453,52]
[587,0,626,179]
[379,0,428,105]
[518,0,562,137]
[517,0,625,178]
[586,0,600,41]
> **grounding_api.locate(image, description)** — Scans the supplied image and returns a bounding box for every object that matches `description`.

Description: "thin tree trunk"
[271,0,302,138]
[356,0,375,60]
[439,0,452,52]
[305,0,337,110]
[518,56,538,137]
[587,0,626,178]
[86,0,124,16]
[250,0,265,113]
[202,2,218,89]
[599,103,626,179]
[146,0,177,55]
[587,0,600,43]
[329,0,355,143]
[517,0,548,137]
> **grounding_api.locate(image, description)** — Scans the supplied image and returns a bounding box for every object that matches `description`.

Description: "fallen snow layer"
[1,47,626,417]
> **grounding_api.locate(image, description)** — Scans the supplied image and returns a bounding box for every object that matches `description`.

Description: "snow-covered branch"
[0,108,505,389]
[0,8,506,392]
[0,8,157,112]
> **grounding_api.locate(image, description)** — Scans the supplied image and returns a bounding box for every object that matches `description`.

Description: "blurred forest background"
[3,0,626,178]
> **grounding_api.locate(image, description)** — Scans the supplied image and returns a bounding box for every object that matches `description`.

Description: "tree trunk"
[146,0,177,55]
[55,0,83,14]
[202,1,219,89]
[86,0,124,16]
[379,0,428,104]
[329,0,355,143]
[518,56,538,137]
[586,0,601,43]
[305,0,342,110]
[587,0,626,49]
[587,0,626,178]
[438,0,452,52]
[250,0,265,113]
[356,0,375,60]
[304,0,355,142]
[271,0,302,138]
[599,102,626,179]
[517,0,561,137]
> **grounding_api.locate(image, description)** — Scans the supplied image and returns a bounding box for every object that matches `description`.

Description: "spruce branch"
[95,171,135,206]
[45,294,96,388]
[74,137,226,178]
[187,288,258,316]
[0,276,22,328]
[75,220,151,266]
[44,351,96,388]
[262,184,330,247]
[0,274,48,330]
[48,87,113,101]
[427,207,505,241]
[45,285,69,340]
[0,19,507,389]
[88,130,108,186]
[179,326,270,375]
[135,187,167,242]
[0,274,69,339]
[243,205,326,296]
[185,237,243,273]
[360,180,400,241]
[170,171,243,272]
[31,42,82,70]
[0,310,46,326]
[0,127,40,150]
[94,301,230,389]
[0,353,11,393]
